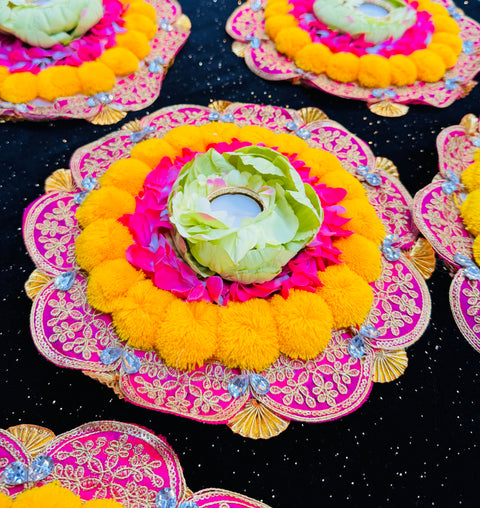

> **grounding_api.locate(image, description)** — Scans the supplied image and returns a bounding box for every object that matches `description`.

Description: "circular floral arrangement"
[75,122,385,372]
[264,0,461,87]
[0,483,126,508]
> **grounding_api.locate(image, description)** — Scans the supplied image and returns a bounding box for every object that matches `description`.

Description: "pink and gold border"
[0,421,270,507]
[22,102,431,438]
[0,0,190,124]
[226,0,480,116]
[413,113,480,352]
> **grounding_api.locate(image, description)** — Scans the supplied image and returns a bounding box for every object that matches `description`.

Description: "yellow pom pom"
[83,499,126,507]
[37,66,81,102]
[333,235,382,282]
[389,55,417,86]
[270,290,333,359]
[473,236,480,267]
[100,47,139,76]
[115,30,151,59]
[317,264,374,328]
[265,14,298,40]
[461,161,480,193]
[130,138,179,168]
[341,197,386,244]
[300,148,344,179]
[294,43,331,74]
[78,62,116,95]
[275,27,311,60]
[460,189,480,236]
[409,50,446,82]
[431,32,462,55]
[163,125,206,153]
[200,122,241,146]
[76,186,136,229]
[113,280,176,349]
[0,72,37,103]
[157,300,218,370]
[270,133,309,155]
[87,258,144,313]
[319,170,367,200]
[0,492,12,508]
[427,43,457,69]
[99,158,152,196]
[216,299,279,371]
[264,0,291,18]
[75,219,133,272]
[358,55,391,88]
[326,52,360,83]
[12,482,82,508]
[417,0,448,16]
[124,13,157,39]
[0,66,8,87]
[127,0,157,21]
[474,149,480,163]
[432,14,460,34]
[236,126,276,145]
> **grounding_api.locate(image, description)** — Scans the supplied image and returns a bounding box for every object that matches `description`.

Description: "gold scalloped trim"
[299,107,328,124]
[376,157,399,179]
[232,41,248,58]
[121,119,142,132]
[45,168,75,194]
[90,105,127,125]
[460,113,479,136]
[368,100,409,118]
[7,424,56,457]
[209,100,232,113]
[227,400,289,439]
[406,238,436,280]
[25,269,53,301]
[82,370,124,399]
[174,14,191,32]
[373,349,408,383]
[461,81,477,99]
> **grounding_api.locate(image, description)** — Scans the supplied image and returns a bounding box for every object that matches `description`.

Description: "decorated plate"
[413,113,480,352]
[0,420,269,507]
[23,101,432,438]
[0,0,190,124]
[226,0,480,116]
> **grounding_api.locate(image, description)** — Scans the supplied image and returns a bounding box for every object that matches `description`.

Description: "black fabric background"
[1,1,480,505]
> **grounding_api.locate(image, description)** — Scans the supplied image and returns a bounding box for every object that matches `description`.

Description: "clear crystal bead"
[82,176,98,191]
[348,335,366,358]
[296,128,311,140]
[130,131,145,143]
[249,36,260,49]
[122,351,141,374]
[87,97,97,107]
[453,254,472,267]
[365,173,381,186]
[383,246,401,262]
[155,487,177,508]
[54,272,76,291]
[249,374,270,395]
[464,266,480,281]
[221,113,235,123]
[179,501,199,508]
[360,324,379,339]
[356,165,369,176]
[228,375,249,398]
[286,121,298,131]
[100,347,123,365]
[383,234,399,247]
[208,111,220,121]
[29,454,54,482]
[73,191,89,205]
[2,462,28,485]
[251,0,262,11]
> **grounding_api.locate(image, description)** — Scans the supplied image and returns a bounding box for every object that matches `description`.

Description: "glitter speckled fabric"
[1,0,480,505]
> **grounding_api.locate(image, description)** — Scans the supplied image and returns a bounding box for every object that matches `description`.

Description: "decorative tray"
[226,0,480,116]
[23,101,432,438]
[413,113,480,352]
[0,420,269,507]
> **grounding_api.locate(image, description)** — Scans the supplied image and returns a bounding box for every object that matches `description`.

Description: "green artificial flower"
[168,146,323,284]
[313,0,416,45]
[0,0,104,48]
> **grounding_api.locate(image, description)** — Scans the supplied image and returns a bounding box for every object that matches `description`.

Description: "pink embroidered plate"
[0,0,190,124]
[0,420,269,507]
[413,113,480,352]
[23,102,431,438]
[226,0,480,116]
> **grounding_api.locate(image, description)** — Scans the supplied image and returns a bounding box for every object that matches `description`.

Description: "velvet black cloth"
[1,1,480,505]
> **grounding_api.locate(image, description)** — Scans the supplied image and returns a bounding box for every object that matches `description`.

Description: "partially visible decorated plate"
[23,101,432,438]
[226,0,480,116]
[0,0,190,124]
[0,420,270,507]
[413,113,480,352]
